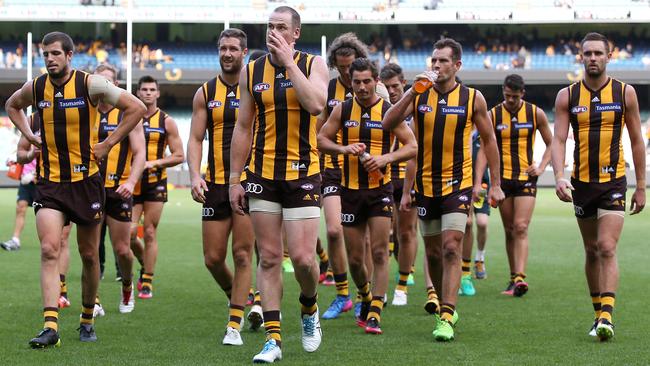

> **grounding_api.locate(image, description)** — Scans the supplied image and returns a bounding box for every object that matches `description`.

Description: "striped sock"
[462,258,471,277]
[80,303,94,325]
[334,272,349,297]
[227,304,245,331]
[367,296,384,322]
[43,307,58,331]
[317,247,329,264]
[440,303,455,323]
[590,292,601,319]
[263,310,281,347]
[396,271,409,292]
[253,291,262,306]
[513,272,526,283]
[599,292,615,323]
[142,273,154,290]
[358,282,373,303]
[299,293,318,315]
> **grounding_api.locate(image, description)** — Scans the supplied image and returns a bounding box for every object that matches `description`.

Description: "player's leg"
[57,224,72,309]
[130,203,145,273]
[393,207,418,305]
[343,223,370,325]
[422,253,439,315]
[76,222,102,342]
[4,199,28,250]
[511,196,536,297]
[202,218,234,299]
[322,195,353,319]
[498,197,516,295]
[473,212,489,279]
[107,216,136,312]
[577,217,600,336]
[29,208,66,348]
[139,201,164,298]
[459,212,475,296]
[227,213,256,340]
[594,212,624,340]
[365,215,391,334]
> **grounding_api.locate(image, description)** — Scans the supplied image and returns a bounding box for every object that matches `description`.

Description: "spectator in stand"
[545,44,555,56]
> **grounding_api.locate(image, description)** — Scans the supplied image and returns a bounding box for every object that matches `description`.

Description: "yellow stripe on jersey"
[142,109,168,183]
[413,83,475,198]
[247,52,320,181]
[568,78,626,183]
[33,70,99,183]
[203,75,241,184]
[491,101,537,181]
[97,108,132,187]
[340,97,393,189]
[323,77,353,171]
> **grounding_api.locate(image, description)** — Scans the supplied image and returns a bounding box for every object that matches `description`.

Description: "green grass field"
[1,188,649,365]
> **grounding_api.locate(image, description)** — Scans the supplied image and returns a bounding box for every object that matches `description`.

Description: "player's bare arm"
[229,67,255,215]
[474,90,504,205]
[382,87,416,130]
[317,103,365,156]
[116,122,146,200]
[362,121,417,173]
[526,107,553,177]
[551,87,574,202]
[5,82,41,147]
[146,116,184,170]
[623,84,646,214]
[187,87,209,203]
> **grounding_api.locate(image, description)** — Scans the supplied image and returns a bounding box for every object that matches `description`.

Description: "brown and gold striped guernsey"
[29,113,42,181]
[202,75,241,184]
[142,108,168,183]
[491,101,537,181]
[568,78,626,183]
[97,108,131,188]
[246,51,320,181]
[412,83,475,198]
[390,115,413,180]
[32,69,99,183]
[340,97,393,189]
[322,77,354,171]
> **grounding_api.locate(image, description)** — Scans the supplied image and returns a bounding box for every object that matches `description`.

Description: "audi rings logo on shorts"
[382,197,391,203]
[91,202,101,210]
[417,206,427,217]
[458,195,469,202]
[341,214,356,223]
[301,183,314,191]
[524,182,532,187]
[611,192,623,200]
[323,186,338,195]
[156,186,165,191]
[574,205,584,216]
[121,203,130,209]
[202,208,215,217]
[245,183,264,194]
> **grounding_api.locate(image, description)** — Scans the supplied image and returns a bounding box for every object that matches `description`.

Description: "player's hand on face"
[116,181,135,200]
[267,30,294,68]
[190,178,208,204]
[555,178,574,202]
[229,183,247,216]
[630,187,646,215]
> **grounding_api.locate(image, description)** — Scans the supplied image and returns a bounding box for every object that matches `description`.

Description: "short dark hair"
[219,28,247,50]
[326,32,368,69]
[349,58,378,80]
[95,64,118,81]
[42,32,74,54]
[379,63,404,81]
[273,6,301,28]
[580,32,610,53]
[503,74,525,91]
[137,75,158,90]
[433,38,462,62]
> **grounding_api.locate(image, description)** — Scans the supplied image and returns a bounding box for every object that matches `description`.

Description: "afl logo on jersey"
[496,124,509,131]
[207,100,222,109]
[253,83,271,93]
[328,99,341,107]
[38,100,52,109]
[418,104,433,113]
[571,106,588,114]
[344,120,359,128]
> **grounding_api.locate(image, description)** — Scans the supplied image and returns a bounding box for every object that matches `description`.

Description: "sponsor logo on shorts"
[32,201,43,208]
[344,120,359,128]
[245,183,264,194]
[303,194,312,201]
[382,197,391,203]
[73,164,88,173]
[301,183,314,191]
[38,100,52,109]
[418,104,433,113]
[524,182,532,187]
[571,106,588,114]
[207,100,222,109]
[156,185,165,191]
[121,203,130,209]
[574,205,584,216]
[417,206,427,217]
[458,195,469,202]
[341,213,356,223]
[611,192,623,200]
[328,99,341,107]
[496,124,509,131]
[323,186,338,195]
[91,202,101,210]
[229,99,239,109]
[595,103,622,112]
[202,207,215,217]
[365,121,382,129]
[253,83,271,92]
[440,106,466,115]
[57,97,86,109]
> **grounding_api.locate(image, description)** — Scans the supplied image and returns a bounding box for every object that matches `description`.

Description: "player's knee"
[326,225,343,242]
[503,225,514,239]
[347,253,364,272]
[114,242,132,259]
[290,252,314,273]
[597,240,617,259]
[232,247,252,269]
[40,241,59,261]
[78,247,97,265]
[371,245,388,266]
[259,252,282,270]
[513,221,529,237]
[441,237,461,258]
[204,251,227,269]
[143,225,156,243]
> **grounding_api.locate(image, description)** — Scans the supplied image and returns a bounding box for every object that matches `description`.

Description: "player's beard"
[48,64,69,79]
[220,58,241,76]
